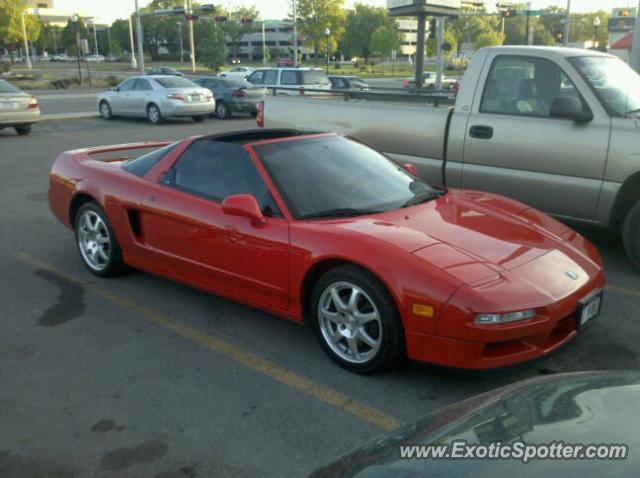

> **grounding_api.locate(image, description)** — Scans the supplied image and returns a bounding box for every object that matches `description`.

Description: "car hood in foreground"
[311,371,640,478]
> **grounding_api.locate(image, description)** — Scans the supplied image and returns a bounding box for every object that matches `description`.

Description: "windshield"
[569,56,640,117]
[255,135,439,219]
[154,77,198,89]
[0,80,21,93]
[301,70,330,86]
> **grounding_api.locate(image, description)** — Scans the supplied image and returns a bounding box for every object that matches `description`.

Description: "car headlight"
[475,309,536,325]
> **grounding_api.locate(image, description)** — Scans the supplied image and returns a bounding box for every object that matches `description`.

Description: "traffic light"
[214,15,228,22]
[200,4,215,12]
[241,17,254,24]
[185,13,198,21]
[502,9,517,17]
[429,18,437,35]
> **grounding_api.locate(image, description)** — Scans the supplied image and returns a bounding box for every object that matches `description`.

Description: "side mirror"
[222,194,266,226]
[111,86,119,92]
[549,96,593,123]
[402,163,418,176]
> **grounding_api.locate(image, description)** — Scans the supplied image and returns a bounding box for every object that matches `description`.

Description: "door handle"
[469,125,494,139]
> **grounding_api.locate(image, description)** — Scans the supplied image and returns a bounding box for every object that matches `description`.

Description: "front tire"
[623,201,640,269]
[147,103,164,125]
[15,124,31,135]
[215,101,231,120]
[192,115,206,123]
[310,265,405,374]
[99,100,113,120]
[75,202,126,277]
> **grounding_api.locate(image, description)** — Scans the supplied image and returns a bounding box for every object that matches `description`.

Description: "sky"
[53,0,637,24]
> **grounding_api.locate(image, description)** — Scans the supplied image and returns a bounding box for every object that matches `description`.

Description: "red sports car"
[49,130,605,373]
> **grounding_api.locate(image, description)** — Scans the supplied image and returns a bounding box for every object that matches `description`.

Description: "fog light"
[475,309,536,325]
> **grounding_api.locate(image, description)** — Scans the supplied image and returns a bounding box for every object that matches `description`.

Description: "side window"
[248,71,264,84]
[123,143,178,177]
[134,79,152,91]
[118,79,136,92]
[480,55,582,118]
[167,140,282,217]
[281,70,298,85]
[263,70,278,85]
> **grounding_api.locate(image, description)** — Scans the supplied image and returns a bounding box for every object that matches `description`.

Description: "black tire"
[250,111,258,118]
[146,103,164,125]
[623,201,640,270]
[192,115,206,123]
[215,101,231,120]
[74,202,127,277]
[14,124,31,135]
[99,100,113,120]
[310,265,405,374]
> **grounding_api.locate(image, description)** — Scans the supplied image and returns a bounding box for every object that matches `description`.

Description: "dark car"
[329,76,370,91]
[147,66,184,77]
[194,77,266,119]
[312,371,640,477]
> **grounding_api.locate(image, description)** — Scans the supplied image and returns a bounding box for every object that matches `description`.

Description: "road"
[1,117,639,477]
[36,92,99,116]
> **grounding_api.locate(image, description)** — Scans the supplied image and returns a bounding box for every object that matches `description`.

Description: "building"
[26,0,54,8]
[25,0,93,28]
[228,20,311,62]
[608,7,636,62]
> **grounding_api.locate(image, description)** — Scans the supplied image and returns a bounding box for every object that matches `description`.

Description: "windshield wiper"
[401,191,443,208]
[299,208,383,220]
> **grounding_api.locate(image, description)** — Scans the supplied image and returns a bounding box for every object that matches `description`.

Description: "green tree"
[109,19,132,55]
[60,17,89,55]
[297,0,346,64]
[427,28,458,57]
[341,3,396,61]
[369,23,401,59]
[447,8,500,53]
[0,0,39,61]
[141,0,187,59]
[220,5,259,61]
[196,21,226,70]
[474,31,504,49]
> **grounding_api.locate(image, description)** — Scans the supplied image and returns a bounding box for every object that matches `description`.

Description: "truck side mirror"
[549,96,593,123]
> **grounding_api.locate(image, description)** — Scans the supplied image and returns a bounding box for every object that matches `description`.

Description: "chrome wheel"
[317,281,382,364]
[216,102,228,119]
[77,210,111,272]
[147,104,161,124]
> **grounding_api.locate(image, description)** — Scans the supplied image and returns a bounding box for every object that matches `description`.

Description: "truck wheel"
[623,201,640,269]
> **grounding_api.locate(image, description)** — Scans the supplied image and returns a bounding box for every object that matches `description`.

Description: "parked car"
[49,130,604,373]
[312,371,640,477]
[85,54,105,63]
[246,67,331,95]
[0,79,40,135]
[259,46,640,269]
[193,76,265,119]
[97,75,214,124]
[402,71,457,91]
[329,75,370,91]
[147,66,184,77]
[50,54,72,62]
[218,66,255,80]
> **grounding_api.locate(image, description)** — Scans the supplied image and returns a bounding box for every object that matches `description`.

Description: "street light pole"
[262,21,266,65]
[592,16,601,49]
[631,0,640,70]
[90,19,99,56]
[134,0,145,74]
[435,17,444,91]
[71,14,82,84]
[292,0,298,67]
[563,0,571,47]
[177,21,184,63]
[20,11,32,69]
[128,15,138,69]
[325,27,330,74]
[186,0,196,73]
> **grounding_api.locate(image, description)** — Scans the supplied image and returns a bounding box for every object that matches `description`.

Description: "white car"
[86,55,105,63]
[218,66,255,80]
[246,68,331,95]
[97,75,215,124]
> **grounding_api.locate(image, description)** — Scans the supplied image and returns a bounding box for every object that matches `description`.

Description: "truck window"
[480,56,580,118]
[263,70,278,85]
[281,70,298,85]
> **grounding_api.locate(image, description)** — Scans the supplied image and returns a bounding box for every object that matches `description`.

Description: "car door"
[139,139,290,312]
[109,78,137,114]
[130,78,153,116]
[461,53,610,220]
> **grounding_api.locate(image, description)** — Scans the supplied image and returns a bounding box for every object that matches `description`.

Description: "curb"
[41,112,98,122]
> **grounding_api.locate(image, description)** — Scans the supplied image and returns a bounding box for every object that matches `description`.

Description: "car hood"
[330,189,599,284]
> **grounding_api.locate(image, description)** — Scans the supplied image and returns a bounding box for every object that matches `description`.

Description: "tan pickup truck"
[259,46,640,268]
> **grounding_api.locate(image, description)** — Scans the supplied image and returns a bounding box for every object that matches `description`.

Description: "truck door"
[461,53,610,220]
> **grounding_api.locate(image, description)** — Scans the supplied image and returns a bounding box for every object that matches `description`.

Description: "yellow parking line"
[606,284,640,299]
[16,252,403,432]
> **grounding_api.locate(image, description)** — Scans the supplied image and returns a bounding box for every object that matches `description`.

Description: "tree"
[0,0,35,61]
[109,19,132,54]
[341,3,395,61]
[447,8,500,53]
[369,23,400,59]
[297,0,346,64]
[140,0,186,59]
[60,17,89,55]
[427,28,458,57]
[196,21,226,70]
[475,31,504,49]
[220,5,259,61]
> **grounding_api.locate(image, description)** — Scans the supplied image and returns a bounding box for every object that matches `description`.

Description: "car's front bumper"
[0,108,40,126]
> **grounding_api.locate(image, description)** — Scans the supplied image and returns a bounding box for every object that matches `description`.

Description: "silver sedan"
[98,75,215,124]
[0,79,40,135]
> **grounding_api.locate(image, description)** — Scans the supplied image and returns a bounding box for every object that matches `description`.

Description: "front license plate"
[578,290,603,330]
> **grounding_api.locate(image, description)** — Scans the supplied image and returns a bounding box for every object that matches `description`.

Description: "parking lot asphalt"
[1,117,639,477]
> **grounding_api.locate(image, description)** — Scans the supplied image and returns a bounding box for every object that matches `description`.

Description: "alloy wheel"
[77,210,111,272]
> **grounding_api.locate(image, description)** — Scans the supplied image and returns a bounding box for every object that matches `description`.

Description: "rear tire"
[310,265,405,374]
[215,101,231,120]
[623,201,640,269]
[99,100,113,120]
[192,115,206,122]
[15,124,31,135]
[147,103,164,125]
[74,202,127,277]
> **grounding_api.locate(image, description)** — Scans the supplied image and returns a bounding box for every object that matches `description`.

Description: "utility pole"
[563,0,571,46]
[53,28,58,55]
[177,21,184,63]
[91,19,99,56]
[631,0,640,70]
[292,0,298,67]
[107,26,112,56]
[128,15,138,69]
[435,17,444,91]
[262,21,266,65]
[187,0,196,73]
[414,14,426,92]
[20,11,32,69]
[525,2,531,45]
[134,0,145,74]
